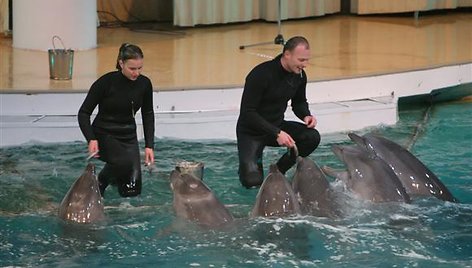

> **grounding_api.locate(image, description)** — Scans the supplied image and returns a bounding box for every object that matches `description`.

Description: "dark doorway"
[341,0,351,14]
[8,0,13,30]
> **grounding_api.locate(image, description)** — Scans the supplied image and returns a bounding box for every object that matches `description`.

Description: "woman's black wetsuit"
[78,71,155,197]
[236,54,320,188]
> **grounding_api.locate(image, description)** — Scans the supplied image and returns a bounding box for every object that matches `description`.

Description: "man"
[236,36,321,188]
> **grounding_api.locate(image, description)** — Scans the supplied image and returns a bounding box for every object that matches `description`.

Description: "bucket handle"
[51,35,67,52]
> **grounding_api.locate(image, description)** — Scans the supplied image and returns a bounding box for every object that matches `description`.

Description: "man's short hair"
[283,36,310,53]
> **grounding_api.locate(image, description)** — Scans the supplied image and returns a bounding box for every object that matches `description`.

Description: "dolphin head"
[85,163,96,175]
[170,169,209,196]
[252,164,301,217]
[348,132,379,154]
[333,144,371,160]
[332,143,411,203]
[58,163,105,224]
[294,157,326,180]
[331,145,343,160]
[268,164,280,174]
[359,133,458,202]
[292,156,334,216]
[169,169,234,228]
[332,144,379,176]
[331,145,362,183]
[348,133,366,147]
[296,156,304,165]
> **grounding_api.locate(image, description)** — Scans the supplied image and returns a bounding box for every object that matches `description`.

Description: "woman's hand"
[144,147,154,166]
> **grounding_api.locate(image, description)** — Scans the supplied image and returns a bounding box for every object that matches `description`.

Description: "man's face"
[283,45,311,74]
[120,58,144,81]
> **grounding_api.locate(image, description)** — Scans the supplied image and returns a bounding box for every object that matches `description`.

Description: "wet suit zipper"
[131,100,135,118]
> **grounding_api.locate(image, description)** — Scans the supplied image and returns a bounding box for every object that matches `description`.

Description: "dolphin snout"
[296,156,304,164]
[348,133,365,146]
[331,145,344,160]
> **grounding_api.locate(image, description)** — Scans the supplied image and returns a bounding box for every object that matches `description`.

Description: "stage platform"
[1,11,471,146]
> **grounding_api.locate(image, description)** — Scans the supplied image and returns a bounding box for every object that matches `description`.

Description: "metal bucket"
[48,36,74,80]
[175,161,204,180]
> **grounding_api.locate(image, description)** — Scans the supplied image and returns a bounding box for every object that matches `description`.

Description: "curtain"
[173,0,341,27]
[97,0,172,23]
[351,0,471,14]
[0,0,8,33]
[259,0,340,21]
[459,0,472,6]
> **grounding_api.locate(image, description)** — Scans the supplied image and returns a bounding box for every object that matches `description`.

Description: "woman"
[78,43,155,197]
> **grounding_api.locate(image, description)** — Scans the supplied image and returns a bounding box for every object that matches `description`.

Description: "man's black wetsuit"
[78,71,155,197]
[236,54,320,188]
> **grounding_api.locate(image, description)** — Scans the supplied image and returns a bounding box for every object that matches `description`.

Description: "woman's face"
[119,58,143,81]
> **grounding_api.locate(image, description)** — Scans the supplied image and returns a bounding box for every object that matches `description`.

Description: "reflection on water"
[1,101,471,267]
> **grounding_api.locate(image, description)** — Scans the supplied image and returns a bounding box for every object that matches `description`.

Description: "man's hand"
[276,131,296,148]
[88,140,100,158]
[304,115,317,128]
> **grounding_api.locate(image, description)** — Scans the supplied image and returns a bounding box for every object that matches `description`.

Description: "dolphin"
[292,156,341,218]
[329,145,411,203]
[251,165,301,218]
[175,161,204,180]
[348,133,458,202]
[169,169,234,228]
[58,163,106,224]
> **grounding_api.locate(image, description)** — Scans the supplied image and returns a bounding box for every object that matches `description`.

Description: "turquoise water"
[1,100,471,267]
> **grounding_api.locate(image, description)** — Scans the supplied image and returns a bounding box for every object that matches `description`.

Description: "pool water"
[1,100,471,267]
